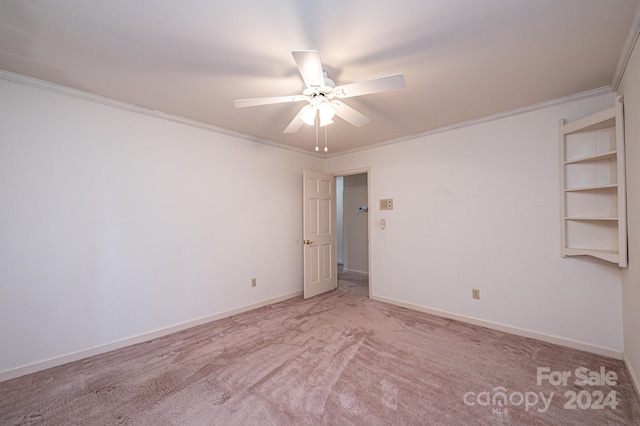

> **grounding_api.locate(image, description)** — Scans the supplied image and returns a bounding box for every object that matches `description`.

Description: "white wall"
[343,174,369,274]
[327,92,624,353]
[0,77,324,376]
[1,70,633,380]
[618,36,640,393]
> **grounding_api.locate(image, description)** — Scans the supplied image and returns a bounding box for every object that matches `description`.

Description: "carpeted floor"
[1,272,639,425]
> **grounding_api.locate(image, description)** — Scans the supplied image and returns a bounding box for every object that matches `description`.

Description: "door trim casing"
[331,166,372,299]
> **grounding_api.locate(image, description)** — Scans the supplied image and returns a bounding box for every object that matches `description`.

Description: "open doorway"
[336,172,369,297]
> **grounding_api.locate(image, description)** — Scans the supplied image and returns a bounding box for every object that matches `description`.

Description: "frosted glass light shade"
[300,105,317,125]
[318,102,335,127]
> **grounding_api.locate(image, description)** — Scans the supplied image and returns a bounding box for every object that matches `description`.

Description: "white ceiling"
[1,0,638,154]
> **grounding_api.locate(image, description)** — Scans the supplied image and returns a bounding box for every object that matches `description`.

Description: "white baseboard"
[371,295,623,360]
[0,291,302,383]
[343,268,369,276]
[623,352,640,400]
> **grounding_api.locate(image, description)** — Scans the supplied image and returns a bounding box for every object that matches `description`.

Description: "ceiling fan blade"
[332,73,406,99]
[333,101,370,128]
[283,105,308,134]
[234,94,307,108]
[292,50,325,90]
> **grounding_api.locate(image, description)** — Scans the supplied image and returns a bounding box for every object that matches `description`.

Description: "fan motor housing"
[302,74,335,96]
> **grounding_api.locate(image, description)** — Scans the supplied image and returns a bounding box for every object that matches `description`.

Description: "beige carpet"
[1,272,639,425]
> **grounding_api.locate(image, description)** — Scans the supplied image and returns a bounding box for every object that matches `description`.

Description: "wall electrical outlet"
[472,289,480,300]
[251,278,257,288]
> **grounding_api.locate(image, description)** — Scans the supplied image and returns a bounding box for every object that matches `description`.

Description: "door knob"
[304,240,313,245]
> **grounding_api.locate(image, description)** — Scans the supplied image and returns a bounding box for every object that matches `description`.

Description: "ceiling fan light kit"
[299,100,336,127]
[234,50,405,151]
[300,105,317,126]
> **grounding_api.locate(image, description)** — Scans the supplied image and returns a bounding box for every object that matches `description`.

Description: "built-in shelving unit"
[559,96,627,267]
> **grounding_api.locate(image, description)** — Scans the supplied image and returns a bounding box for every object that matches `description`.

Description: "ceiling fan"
[234,50,406,134]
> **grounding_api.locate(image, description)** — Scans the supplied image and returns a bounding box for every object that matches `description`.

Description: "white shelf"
[565,217,618,221]
[564,151,616,165]
[562,107,615,135]
[564,184,617,192]
[559,97,627,267]
[563,248,619,264]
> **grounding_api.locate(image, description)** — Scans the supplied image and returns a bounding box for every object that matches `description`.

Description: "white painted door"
[303,171,337,298]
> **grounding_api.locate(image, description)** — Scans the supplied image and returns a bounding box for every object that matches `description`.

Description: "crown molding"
[612,1,640,90]
[0,70,324,159]
[327,86,614,158]
[1,69,615,160]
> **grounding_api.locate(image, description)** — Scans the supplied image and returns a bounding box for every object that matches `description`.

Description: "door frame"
[332,166,372,298]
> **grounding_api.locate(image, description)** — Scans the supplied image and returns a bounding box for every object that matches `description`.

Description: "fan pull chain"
[315,115,319,152]
[324,125,328,152]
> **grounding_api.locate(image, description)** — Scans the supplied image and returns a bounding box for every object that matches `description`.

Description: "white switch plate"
[380,199,393,210]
